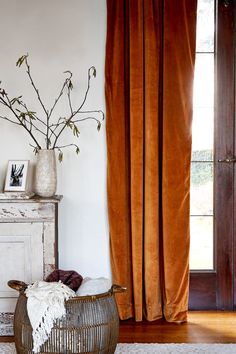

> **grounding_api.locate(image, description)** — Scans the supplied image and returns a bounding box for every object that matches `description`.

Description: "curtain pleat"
[162,0,197,321]
[143,0,163,322]
[105,0,197,322]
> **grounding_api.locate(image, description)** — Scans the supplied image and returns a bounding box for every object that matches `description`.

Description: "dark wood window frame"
[189,0,235,310]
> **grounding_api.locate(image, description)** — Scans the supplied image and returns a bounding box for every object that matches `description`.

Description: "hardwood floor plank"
[1,312,236,344]
[119,311,236,343]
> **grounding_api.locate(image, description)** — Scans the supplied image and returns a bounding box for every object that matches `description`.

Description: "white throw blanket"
[25,281,75,353]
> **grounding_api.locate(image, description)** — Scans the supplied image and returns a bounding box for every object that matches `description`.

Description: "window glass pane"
[190,162,213,215]
[192,108,214,158]
[190,0,214,271]
[196,0,214,52]
[190,216,213,270]
[191,149,213,162]
[193,54,214,108]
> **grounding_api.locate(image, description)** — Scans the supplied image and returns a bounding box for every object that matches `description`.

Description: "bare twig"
[73,116,101,125]
[77,67,96,111]
[23,56,48,118]
[0,55,103,156]
[23,56,51,147]
[0,115,20,125]
[79,109,105,120]
[54,143,80,150]
[48,71,73,119]
[48,116,65,141]
[52,67,96,149]
[0,93,41,148]
[25,118,47,136]
[67,85,73,115]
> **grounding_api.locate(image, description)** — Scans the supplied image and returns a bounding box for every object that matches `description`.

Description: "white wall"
[0,0,111,278]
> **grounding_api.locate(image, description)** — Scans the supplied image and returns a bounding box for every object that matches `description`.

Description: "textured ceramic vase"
[34,149,57,197]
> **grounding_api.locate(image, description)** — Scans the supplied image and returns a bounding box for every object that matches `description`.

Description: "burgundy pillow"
[46,269,83,292]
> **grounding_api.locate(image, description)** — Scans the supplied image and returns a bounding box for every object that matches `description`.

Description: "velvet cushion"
[46,269,83,292]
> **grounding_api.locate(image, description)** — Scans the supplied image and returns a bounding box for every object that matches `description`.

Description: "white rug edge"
[116,343,236,353]
[1,342,236,354]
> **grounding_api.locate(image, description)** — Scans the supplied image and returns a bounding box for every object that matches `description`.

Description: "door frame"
[189,0,235,310]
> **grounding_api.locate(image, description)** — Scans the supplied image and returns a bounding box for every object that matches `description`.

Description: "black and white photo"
[4,160,29,192]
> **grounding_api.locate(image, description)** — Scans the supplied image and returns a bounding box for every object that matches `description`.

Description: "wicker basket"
[8,280,126,354]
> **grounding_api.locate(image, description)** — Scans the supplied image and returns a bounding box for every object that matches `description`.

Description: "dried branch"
[22,55,49,118]
[0,55,104,158]
[73,116,101,128]
[79,109,105,120]
[0,115,21,125]
[48,71,73,118]
[52,67,97,149]
[54,143,80,162]
[77,66,96,111]
[0,92,41,148]
[54,143,80,150]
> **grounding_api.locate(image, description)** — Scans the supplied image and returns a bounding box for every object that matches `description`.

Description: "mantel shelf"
[0,194,63,203]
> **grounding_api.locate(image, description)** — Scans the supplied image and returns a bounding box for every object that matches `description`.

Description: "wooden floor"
[119,311,236,343]
[1,312,236,344]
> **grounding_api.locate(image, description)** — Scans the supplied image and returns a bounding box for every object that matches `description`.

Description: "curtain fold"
[105,0,197,322]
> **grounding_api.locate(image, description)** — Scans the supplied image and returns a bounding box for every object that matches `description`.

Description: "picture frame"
[4,160,29,192]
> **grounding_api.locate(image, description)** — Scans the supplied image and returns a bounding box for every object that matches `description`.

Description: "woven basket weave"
[8,280,125,354]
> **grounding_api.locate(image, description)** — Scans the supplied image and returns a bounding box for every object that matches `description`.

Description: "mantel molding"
[0,194,63,203]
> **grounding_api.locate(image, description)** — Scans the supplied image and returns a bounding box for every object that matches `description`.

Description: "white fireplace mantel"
[0,195,62,335]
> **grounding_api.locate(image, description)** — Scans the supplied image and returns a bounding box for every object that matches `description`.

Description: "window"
[190,0,214,270]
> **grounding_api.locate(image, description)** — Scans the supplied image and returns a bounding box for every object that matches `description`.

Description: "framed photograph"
[4,160,29,192]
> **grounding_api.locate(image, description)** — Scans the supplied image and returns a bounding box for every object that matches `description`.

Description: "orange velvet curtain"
[105,0,197,322]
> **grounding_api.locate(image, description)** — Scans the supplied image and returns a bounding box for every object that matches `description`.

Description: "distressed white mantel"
[0,195,62,335]
[0,195,61,220]
[0,195,62,278]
